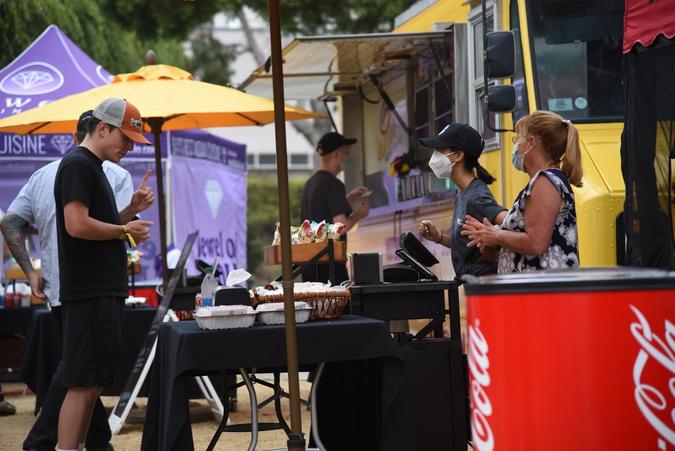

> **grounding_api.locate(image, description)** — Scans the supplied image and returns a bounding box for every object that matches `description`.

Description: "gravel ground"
[0,379,312,451]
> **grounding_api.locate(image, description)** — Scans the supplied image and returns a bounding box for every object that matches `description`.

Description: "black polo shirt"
[300,170,352,283]
[54,146,127,301]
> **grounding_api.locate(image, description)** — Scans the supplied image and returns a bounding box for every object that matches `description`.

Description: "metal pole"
[268,1,305,450]
[148,118,169,288]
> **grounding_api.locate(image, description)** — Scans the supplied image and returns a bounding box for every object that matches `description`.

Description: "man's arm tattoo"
[0,213,34,275]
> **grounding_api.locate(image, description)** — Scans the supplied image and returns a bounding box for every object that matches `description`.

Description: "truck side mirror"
[486,85,517,112]
[486,31,515,78]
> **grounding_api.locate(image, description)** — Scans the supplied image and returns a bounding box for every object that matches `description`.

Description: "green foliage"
[247,174,307,284]
[221,0,418,35]
[0,0,230,83]
[97,0,226,41]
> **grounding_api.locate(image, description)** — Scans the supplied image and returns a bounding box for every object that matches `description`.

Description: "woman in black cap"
[417,123,507,278]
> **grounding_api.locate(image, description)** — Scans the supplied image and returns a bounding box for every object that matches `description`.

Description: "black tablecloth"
[0,306,45,375]
[140,315,414,451]
[20,307,156,407]
[0,306,44,337]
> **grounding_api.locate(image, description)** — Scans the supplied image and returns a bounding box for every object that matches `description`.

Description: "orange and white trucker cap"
[93,98,150,144]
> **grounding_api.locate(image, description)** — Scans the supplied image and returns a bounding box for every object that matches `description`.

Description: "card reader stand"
[383,232,439,283]
[394,249,438,281]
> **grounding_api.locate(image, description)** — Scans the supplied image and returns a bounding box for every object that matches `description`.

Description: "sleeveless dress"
[498,169,580,273]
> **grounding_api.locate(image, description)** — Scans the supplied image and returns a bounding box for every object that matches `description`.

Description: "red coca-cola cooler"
[464,268,675,451]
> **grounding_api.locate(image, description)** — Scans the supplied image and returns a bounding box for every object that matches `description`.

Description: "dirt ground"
[0,378,313,451]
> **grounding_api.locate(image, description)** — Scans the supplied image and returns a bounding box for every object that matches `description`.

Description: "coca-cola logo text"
[468,322,495,451]
[629,305,674,450]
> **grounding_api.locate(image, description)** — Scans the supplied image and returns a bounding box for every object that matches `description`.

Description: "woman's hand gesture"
[461,215,501,252]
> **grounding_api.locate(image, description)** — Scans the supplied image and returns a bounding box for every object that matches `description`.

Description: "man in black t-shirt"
[54,98,154,451]
[300,132,370,283]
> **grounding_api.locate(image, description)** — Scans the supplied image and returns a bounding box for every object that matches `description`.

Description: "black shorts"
[61,296,125,388]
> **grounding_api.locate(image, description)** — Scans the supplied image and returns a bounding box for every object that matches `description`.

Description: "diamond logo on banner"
[0,62,65,95]
[12,71,53,90]
[51,135,73,155]
[204,179,223,219]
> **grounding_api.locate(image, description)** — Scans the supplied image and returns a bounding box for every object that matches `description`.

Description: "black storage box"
[215,287,251,306]
[399,339,468,451]
[349,252,382,284]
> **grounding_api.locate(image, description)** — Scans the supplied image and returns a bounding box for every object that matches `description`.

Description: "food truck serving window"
[239,31,453,100]
[526,0,624,122]
[239,30,458,217]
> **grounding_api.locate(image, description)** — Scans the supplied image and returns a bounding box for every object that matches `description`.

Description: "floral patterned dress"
[498,169,579,273]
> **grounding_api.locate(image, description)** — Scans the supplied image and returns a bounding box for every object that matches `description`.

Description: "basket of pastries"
[252,281,350,320]
[264,220,347,265]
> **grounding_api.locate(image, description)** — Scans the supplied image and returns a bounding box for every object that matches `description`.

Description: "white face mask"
[429,151,455,179]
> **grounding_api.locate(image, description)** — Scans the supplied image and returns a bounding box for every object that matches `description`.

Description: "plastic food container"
[256,302,312,325]
[195,305,256,330]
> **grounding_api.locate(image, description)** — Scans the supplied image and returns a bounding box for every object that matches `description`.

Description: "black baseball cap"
[317,132,357,156]
[419,123,485,158]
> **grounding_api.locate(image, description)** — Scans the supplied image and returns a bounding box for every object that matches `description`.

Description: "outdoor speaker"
[350,253,383,285]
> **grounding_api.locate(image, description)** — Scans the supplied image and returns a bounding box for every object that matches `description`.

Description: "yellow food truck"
[243,0,672,281]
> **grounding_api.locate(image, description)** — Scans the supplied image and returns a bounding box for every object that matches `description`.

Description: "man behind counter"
[300,132,370,284]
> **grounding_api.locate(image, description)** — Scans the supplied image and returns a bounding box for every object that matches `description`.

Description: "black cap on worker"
[419,123,485,158]
[316,132,357,156]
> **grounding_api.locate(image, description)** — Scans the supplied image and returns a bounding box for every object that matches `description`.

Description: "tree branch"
[237,7,331,147]
[237,8,265,65]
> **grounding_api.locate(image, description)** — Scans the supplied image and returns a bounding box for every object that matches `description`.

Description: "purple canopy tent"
[0,25,111,120]
[0,25,247,282]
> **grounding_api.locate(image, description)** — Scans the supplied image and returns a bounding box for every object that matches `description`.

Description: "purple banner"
[171,155,247,279]
[0,132,167,160]
[170,129,246,170]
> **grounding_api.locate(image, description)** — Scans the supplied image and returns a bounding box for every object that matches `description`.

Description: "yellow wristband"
[119,225,137,248]
[126,233,137,249]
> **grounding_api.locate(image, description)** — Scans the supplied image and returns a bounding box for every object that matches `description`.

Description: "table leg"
[206,374,231,451]
[448,287,461,341]
[272,371,291,434]
[309,362,327,451]
[240,368,258,451]
[327,240,335,284]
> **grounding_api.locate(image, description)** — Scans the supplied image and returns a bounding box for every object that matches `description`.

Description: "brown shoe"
[0,399,16,415]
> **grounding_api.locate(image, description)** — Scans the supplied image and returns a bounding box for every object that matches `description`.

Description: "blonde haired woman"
[462,111,583,273]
